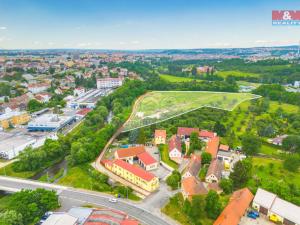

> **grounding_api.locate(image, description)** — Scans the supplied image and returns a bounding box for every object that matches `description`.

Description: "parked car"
[250,210,259,217]
[109,198,118,203]
[247,212,258,219]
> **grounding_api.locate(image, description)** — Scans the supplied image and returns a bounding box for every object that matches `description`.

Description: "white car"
[109,198,118,203]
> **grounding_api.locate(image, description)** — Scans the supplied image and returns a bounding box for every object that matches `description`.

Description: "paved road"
[0,176,173,225]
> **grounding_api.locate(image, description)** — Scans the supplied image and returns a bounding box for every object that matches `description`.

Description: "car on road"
[109,198,118,203]
[247,211,258,219]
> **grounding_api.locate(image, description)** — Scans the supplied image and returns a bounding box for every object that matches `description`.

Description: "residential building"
[177,127,199,140]
[213,188,254,225]
[294,81,300,88]
[96,77,123,89]
[28,82,50,94]
[252,188,300,225]
[103,159,159,192]
[182,154,201,179]
[181,176,208,200]
[199,130,216,142]
[205,159,223,183]
[205,136,220,159]
[154,129,167,145]
[35,93,52,103]
[219,144,229,152]
[0,110,30,129]
[137,151,158,171]
[168,135,182,160]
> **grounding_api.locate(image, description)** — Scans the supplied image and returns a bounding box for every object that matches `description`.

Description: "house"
[137,151,158,171]
[294,81,300,88]
[154,129,166,145]
[28,82,50,94]
[75,108,92,119]
[35,93,52,103]
[219,144,229,152]
[103,159,159,192]
[217,150,233,163]
[252,188,300,225]
[177,127,199,140]
[199,130,216,142]
[205,136,220,159]
[114,146,146,164]
[213,188,254,225]
[268,135,288,146]
[205,159,223,183]
[182,154,201,179]
[168,135,182,161]
[96,77,123,89]
[181,176,208,200]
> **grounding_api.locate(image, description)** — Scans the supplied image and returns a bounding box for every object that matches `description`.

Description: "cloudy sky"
[0,0,299,49]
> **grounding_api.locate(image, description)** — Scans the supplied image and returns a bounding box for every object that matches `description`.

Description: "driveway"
[240,215,274,225]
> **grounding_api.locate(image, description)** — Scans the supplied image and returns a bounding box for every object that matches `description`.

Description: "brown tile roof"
[182,176,208,198]
[219,144,230,151]
[177,127,199,137]
[213,188,254,225]
[168,135,182,153]
[115,146,145,159]
[184,154,201,177]
[206,159,223,180]
[199,130,216,138]
[205,136,220,158]
[155,129,166,139]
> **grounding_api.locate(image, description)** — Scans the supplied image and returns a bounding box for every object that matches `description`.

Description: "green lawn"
[124,91,260,131]
[0,163,36,179]
[159,145,178,169]
[159,74,201,83]
[217,70,260,78]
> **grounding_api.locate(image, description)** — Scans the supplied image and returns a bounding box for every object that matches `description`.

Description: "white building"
[294,81,300,88]
[96,77,123,89]
[42,213,78,225]
[28,83,50,94]
[73,87,85,97]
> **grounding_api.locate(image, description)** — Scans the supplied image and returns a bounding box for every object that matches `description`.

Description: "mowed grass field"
[217,70,260,78]
[159,74,201,82]
[123,91,260,131]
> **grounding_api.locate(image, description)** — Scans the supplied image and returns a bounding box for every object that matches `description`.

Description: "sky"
[0,0,300,49]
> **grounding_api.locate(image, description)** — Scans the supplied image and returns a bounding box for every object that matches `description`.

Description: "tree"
[205,191,221,219]
[201,152,212,165]
[230,159,252,189]
[191,66,197,76]
[0,210,23,225]
[137,128,146,144]
[241,134,261,155]
[189,196,206,225]
[128,129,139,144]
[166,170,181,190]
[282,135,300,153]
[213,121,226,136]
[283,155,300,172]
[189,132,202,155]
[219,179,233,194]
[27,99,44,112]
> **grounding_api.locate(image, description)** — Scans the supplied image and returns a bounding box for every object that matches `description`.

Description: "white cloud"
[0,27,7,30]
[47,42,54,46]
[119,41,126,45]
[131,40,140,45]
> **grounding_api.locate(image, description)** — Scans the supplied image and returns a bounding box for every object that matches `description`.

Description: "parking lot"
[240,215,274,225]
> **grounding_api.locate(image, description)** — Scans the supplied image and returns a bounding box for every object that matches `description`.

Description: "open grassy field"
[159,74,200,82]
[159,145,178,169]
[123,91,260,131]
[0,163,35,179]
[217,70,260,78]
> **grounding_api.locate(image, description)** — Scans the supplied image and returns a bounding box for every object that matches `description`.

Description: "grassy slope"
[217,70,260,78]
[0,163,35,179]
[159,74,200,82]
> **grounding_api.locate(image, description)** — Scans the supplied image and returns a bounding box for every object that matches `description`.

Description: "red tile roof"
[205,136,220,158]
[137,151,157,165]
[113,159,156,182]
[115,146,145,159]
[199,130,216,138]
[181,176,208,198]
[168,135,182,153]
[213,188,254,225]
[155,129,166,139]
[206,159,223,180]
[177,127,199,137]
[76,108,92,116]
[219,144,229,151]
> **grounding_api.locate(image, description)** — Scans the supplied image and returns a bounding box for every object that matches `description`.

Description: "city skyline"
[0,0,300,49]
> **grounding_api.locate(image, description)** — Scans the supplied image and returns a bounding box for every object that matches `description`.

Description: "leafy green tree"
[0,210,23,225]
[219,179,233,194]
[27,99,44,112]
[201,152,212,165]
[230,159,252,189]
[189,132,202,155]
[189,196,206,225]
[213,121,226,136]
[205,191,221,219]
[283,155,300,172]
[129,129,139,144]
[282,135,300,153]
[137,128,146,144]
[166,170,181,190]
[241,134,261,155]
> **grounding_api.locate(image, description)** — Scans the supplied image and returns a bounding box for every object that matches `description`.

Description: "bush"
[166,170,181,190]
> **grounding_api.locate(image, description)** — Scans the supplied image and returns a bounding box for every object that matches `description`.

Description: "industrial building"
[27,114,76,132]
